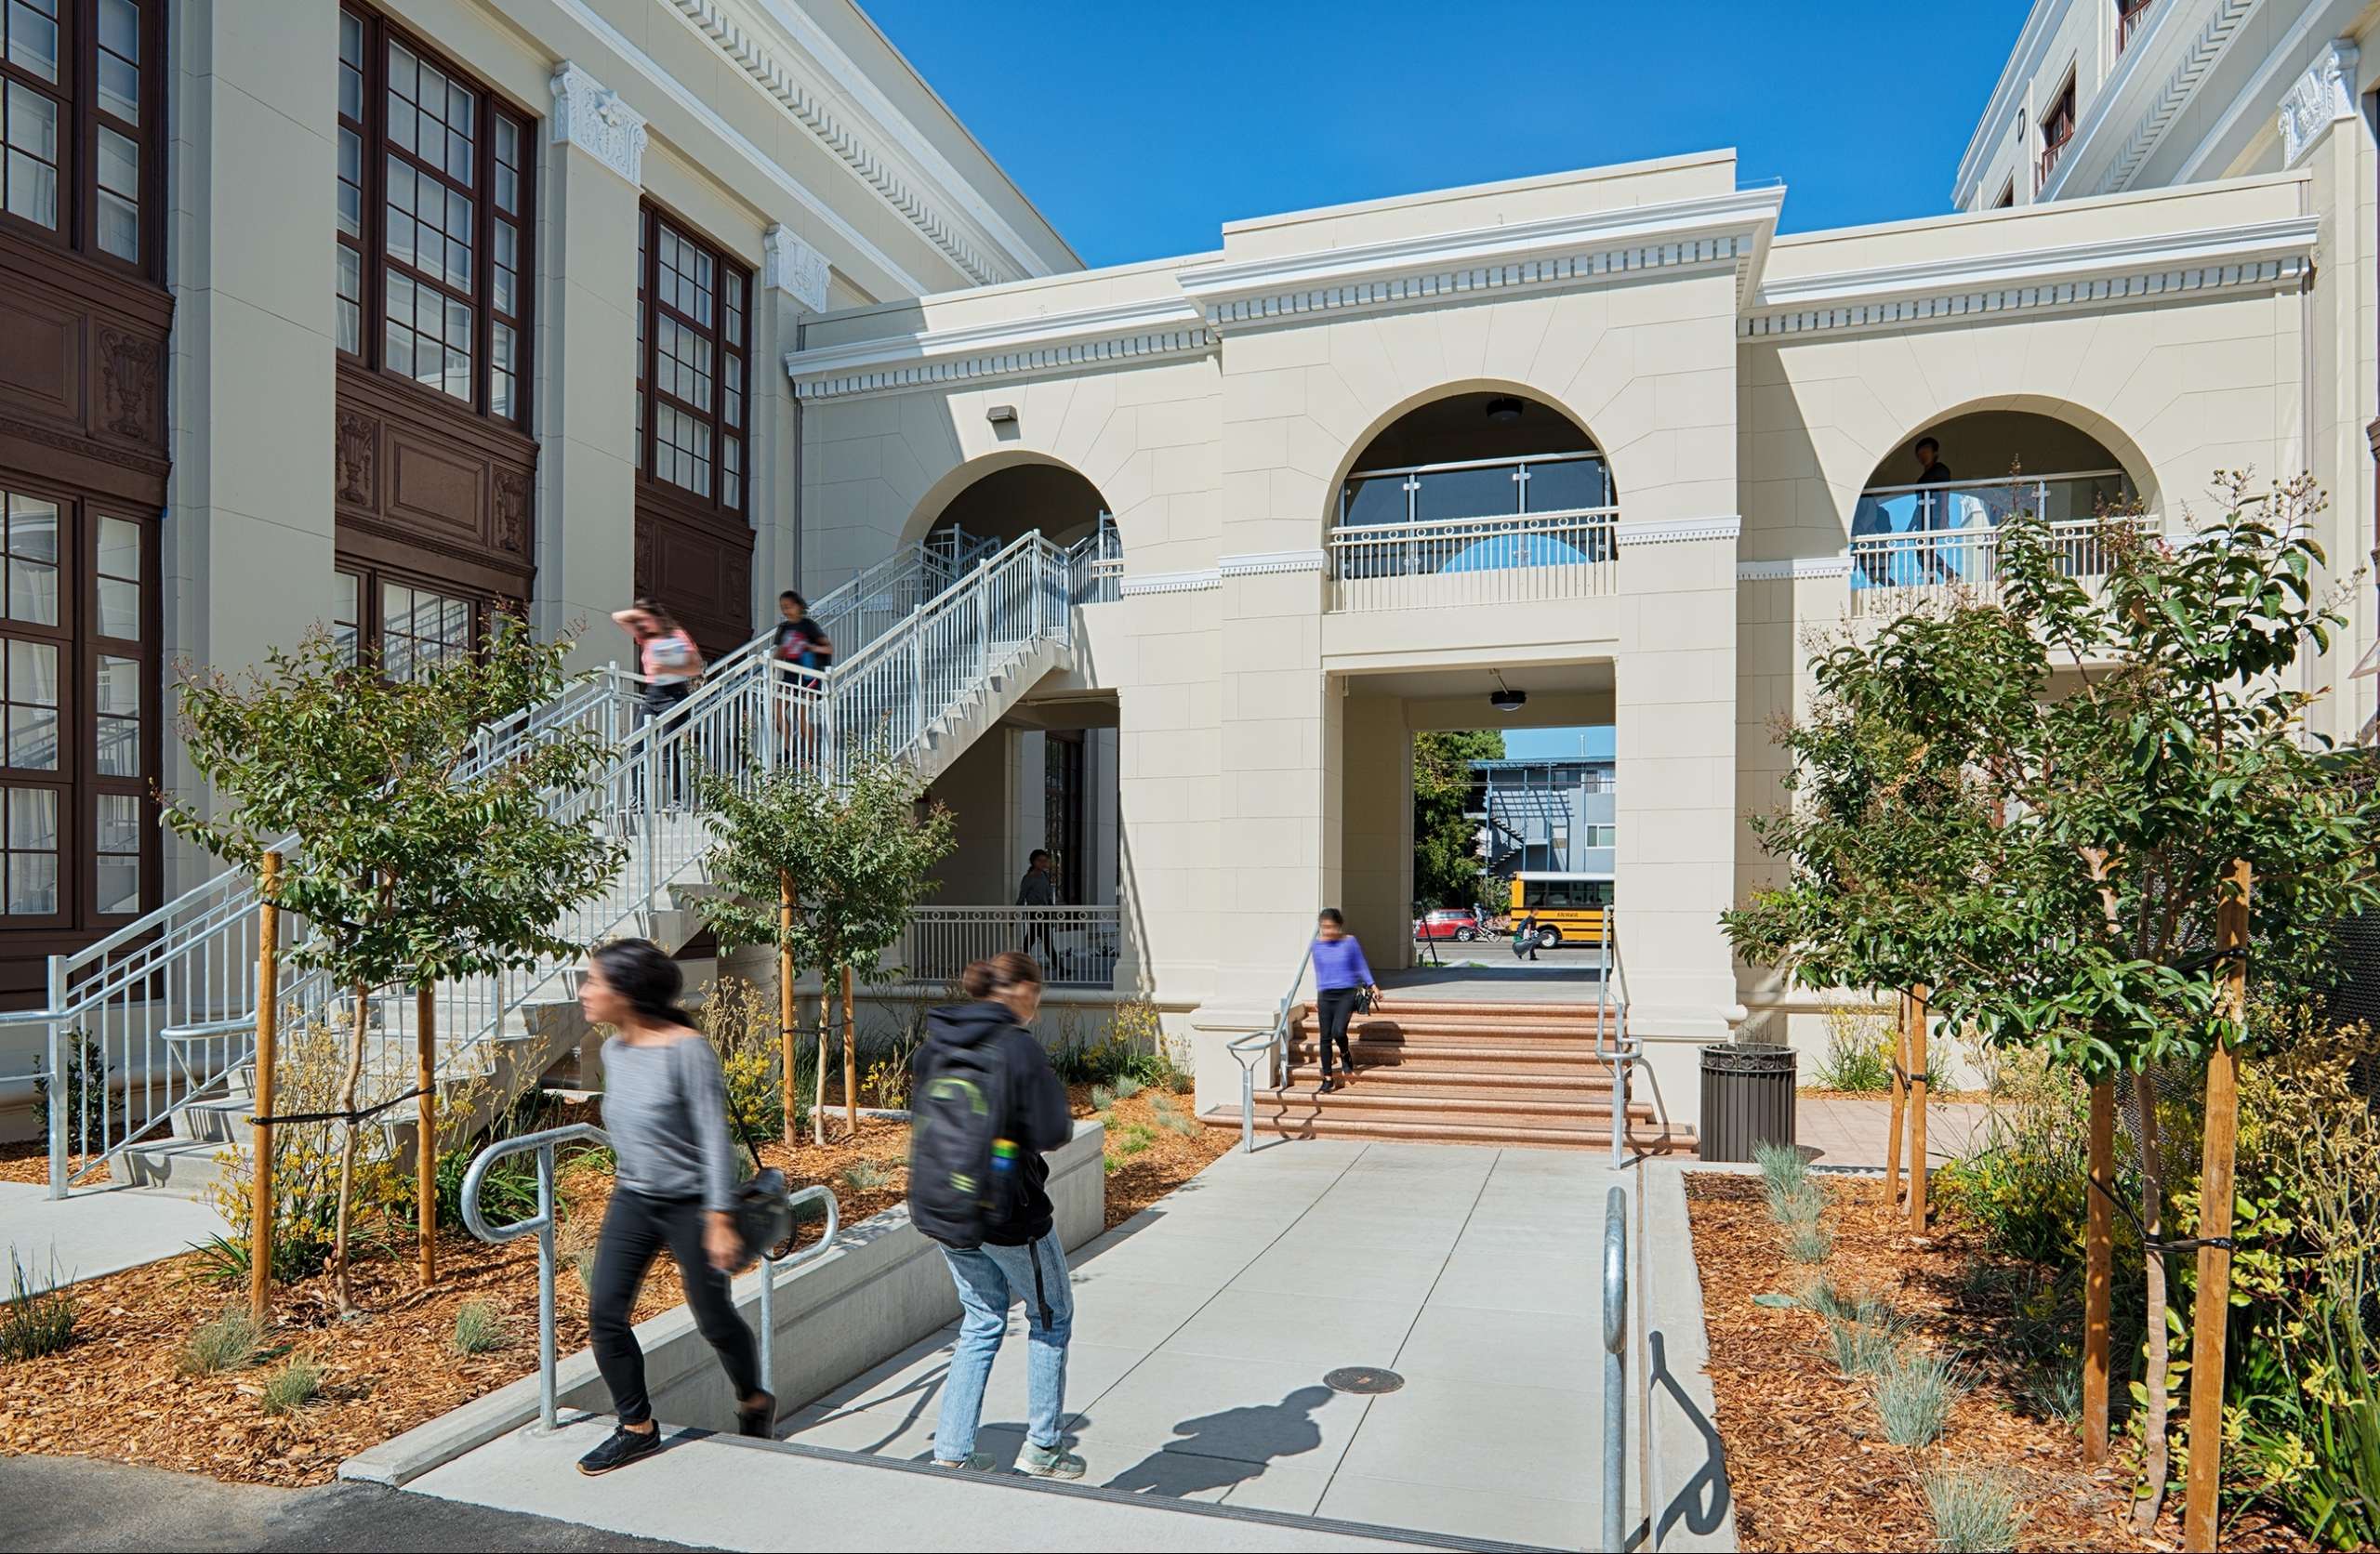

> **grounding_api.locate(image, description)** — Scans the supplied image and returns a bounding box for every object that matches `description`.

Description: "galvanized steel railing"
[895,906,1121,989]
[1327,507,1620,612]
[1230,941,1314,1152]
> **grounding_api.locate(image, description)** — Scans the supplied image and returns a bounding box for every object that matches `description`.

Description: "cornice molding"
[2280,39,2359,167]
[1118,569,1222,597]
[787,296,1212,401]
[763,224,831,312]
[1615,516,1740,547]
[1739,555,1853,582]
[1176,187,1784,332]
[668,0,1030,286]
[2053,0,2257,199]
[1742,216,2315,339]
[1218,548,1326,577]
[549,62,648,187]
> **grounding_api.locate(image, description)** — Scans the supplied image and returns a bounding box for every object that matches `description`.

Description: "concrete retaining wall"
[345,1120,1104,1487]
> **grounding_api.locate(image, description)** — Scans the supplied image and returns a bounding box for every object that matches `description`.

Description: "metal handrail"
[1229,941,1315,1152]
[1603,1181,1628,1554]
[757,1185,840,1391]
[1859,467,2123,497]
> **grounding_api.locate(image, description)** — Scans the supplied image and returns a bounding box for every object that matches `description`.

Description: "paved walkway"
[0,1180,229,1291]
[1795,1096,1991,1169]
[774,1139,1625,1548]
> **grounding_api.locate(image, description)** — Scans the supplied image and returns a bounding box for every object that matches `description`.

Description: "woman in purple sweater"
[1311,908,1380,1093]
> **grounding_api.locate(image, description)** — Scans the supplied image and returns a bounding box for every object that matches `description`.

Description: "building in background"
[1469,756,1616,879]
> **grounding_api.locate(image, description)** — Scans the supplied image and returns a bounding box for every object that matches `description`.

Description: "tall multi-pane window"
[637,206,752,517]
[0,486,151,926]
[331,565,476,682]
[2038,73,2077,189]
[0,0,159,270]
[335,3,534,424]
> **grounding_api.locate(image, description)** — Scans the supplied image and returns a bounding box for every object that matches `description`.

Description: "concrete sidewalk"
[0,1180,229,1291]
[1795,1096,1990,1170]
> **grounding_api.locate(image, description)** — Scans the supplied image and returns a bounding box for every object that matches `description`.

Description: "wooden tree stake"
[778,871,797,1148]
[416,982,436,1286]
[2184,860,2249,1553]
[248,851,283,1327]
[2083,1079,2115,1461]
[841,964,858,1138]
[1884,991,1909,1221]
[1907,984,1931,1231]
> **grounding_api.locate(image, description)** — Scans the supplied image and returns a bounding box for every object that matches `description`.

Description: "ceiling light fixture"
[1485,396,1524,424]
[1488,670,1527,714]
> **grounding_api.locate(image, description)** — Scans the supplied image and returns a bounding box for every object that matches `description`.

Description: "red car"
[1413,907,1488,942]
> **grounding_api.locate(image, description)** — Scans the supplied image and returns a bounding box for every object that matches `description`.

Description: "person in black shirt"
[1911,437,1960,582]
[771,590,832,757]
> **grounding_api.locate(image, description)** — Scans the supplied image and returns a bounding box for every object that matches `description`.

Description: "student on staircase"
[1312,909,1380,1094]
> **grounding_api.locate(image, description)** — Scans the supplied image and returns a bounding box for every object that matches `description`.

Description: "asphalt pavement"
[0,1455,713,1552]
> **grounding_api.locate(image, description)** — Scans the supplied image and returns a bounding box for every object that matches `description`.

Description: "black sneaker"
[576,1425,662,1476]
[737,1392,776,1439]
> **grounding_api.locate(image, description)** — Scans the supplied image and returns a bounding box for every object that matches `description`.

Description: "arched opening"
[906,457,1120,604]
[1852,407,2149,597]
[1329,390,1615,610]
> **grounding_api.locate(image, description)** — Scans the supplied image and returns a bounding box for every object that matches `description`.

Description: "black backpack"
[907,1033,1012,1251]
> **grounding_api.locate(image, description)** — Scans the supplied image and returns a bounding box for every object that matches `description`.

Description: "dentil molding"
[1117,569,1223,597]
[1217,548,1327,577]
[549,62,647,187]
[1615,516,1741,547]
[1738,555,1854,582]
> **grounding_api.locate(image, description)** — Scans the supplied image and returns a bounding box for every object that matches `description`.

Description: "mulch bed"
[0,1139,109,1187]
[1684,1173,2314,1553]
[0,1083,1224,1487]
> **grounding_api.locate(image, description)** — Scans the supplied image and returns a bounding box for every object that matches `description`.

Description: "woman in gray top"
[574,939,771,1476]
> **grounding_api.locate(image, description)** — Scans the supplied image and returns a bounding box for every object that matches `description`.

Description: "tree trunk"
[2131,1072,2172,1534]
[1908,984,1930,1231]
[812,986,828,1145]
[416,982,436,1288]
[2185,860,2250,1552]
[842,965,858,1139]
[2083,1079,2115,1461]
[1884,991,1909,1222]
[248,852,283,1328]
[779,872,797,1149]
[331,983,370,1317]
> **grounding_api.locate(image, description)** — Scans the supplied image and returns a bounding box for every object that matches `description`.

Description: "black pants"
[1316,987,1360,1078]
[639,683,694,810]
[588,1190,760,1428]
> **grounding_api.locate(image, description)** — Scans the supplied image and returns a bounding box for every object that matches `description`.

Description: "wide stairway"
[1205,994,1697,1152]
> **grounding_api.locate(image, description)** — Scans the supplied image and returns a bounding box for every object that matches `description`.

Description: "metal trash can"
[1699,1043,1796,1163]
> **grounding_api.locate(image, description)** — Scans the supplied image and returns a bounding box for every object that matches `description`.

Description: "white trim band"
[1177,187,1783,331]
[1615,517,1740,547]
[1118,569,1223,597]
[1739,555,1854,582]
[1218,549,1327,577]
[788,298,1213,401]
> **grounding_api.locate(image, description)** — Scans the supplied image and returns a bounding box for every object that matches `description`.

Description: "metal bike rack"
[461,1124,843,1433]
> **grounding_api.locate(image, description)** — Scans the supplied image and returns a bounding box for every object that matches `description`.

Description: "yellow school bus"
[1507,873,1613,948]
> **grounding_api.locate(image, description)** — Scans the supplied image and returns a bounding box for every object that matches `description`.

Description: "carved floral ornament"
[97,327,160,444]
[2280,41,2359,169]
[763,225,831,313]
[549,62,648,187]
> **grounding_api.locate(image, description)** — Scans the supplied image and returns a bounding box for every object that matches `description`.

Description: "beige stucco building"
[7,0,2380,1144]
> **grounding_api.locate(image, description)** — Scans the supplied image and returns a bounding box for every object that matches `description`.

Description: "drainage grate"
[1324,1365,1405,1395]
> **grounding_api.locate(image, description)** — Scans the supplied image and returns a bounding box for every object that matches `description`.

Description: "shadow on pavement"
[1098,1384,1333,1498]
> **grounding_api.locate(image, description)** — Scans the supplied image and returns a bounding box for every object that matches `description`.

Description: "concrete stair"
[1203,995,1697,1153]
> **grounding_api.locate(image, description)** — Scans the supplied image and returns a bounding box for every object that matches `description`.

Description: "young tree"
[697,752,955,1142]
[1414,729,1504,910]
[166,623,622,1310]
[1725,474,2380,1531]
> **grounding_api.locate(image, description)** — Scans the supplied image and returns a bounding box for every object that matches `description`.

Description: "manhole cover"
[1323,1366,1405,1395]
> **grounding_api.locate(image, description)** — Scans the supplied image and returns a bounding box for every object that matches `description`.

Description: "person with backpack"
[572,939,773,1476]
[770,590,832,759]
[907,952,1083,1480]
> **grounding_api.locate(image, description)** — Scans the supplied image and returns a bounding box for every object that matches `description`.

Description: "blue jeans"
[934,1235,1074,1462]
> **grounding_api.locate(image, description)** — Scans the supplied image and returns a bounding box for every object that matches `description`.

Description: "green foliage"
[695,752,957,987]
[1111,1075,1145,1102]
[694,977,804,1143]
[1825,1314,1906,1377]
[1783,1221,1833,1264]
[1725,475,2380,1085]
[1413,729,1504,910]
[0,1250,74,1362]
[1089,1084,1115,1113]
[1150,1093,1197,1135]
[451,1300,510,1356]
[1752,1139,1809,1191]
[1754,1141,1825,1227]
[28,1032,104,1140]
[259,1353,323,1415]
[1873,1350,1964,1447]
[1111,1124,1156,1158]
[840,1158,892,1192]
[178,1310,264,1376]
[1919,1465,2023,1553]
[164,621,624,994]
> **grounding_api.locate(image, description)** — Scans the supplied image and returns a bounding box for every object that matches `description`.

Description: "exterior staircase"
[1203,994,1697,1152]
[57,531,1092,1201]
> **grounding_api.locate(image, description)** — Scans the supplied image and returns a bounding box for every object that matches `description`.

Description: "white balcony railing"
[1327,507,1620,613]
[1850,513,2158,614]
[889,905,1121,990]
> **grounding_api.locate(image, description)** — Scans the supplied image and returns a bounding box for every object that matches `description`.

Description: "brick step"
[1253,1086,1654,1126]
[1283,1063,1617,1098]
[1299,998,1612,1021]
[1201,1107,1696,1153]
[1292,1024,1620,1052]
[1296,1007,1613,1034]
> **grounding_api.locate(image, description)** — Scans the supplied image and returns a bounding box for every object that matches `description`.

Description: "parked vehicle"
[1413,907,1488,942]
[1504,873,1613,948]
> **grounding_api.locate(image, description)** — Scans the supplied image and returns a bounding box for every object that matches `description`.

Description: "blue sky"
[864,1,2029,269]
[1504,726,1614,761]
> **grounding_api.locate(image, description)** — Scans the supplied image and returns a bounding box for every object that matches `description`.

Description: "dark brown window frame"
[636,201,753,522]
[337,0,536,430]
[2038,70,2078,190]
[0,475,159,934]
[0,0,165,278]
[332,557,496,681]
